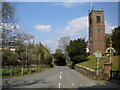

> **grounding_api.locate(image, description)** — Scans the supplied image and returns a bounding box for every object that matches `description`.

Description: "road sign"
[95,51,102,75]
[95,51,102,58]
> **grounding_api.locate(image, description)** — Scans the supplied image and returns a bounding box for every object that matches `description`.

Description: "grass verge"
[2,65,52,78]
[78,56,120,70]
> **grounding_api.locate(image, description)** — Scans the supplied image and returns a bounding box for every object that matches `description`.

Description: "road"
[2,66,119,89]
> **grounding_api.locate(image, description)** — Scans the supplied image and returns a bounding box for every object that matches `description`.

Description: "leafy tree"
[105,34,111,47]
[66,38,88,68]
[54,49,66,66]
[112,25,120,55]
[1,2,52,67]
[2,49,18,66]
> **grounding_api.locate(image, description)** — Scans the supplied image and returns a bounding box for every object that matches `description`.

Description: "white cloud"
[57,16,117,36]
[35,24,51,32]
[45,39,52,44]
[105,21,117,34]
[57,16,88,36]
[53,2,83,8]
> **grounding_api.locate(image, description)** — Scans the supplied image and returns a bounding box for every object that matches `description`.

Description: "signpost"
[105,47,116,64]
[95,51,102,75]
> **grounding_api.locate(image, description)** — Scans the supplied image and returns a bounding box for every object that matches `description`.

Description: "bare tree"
[58,36,70,63]
[58,36,70,53]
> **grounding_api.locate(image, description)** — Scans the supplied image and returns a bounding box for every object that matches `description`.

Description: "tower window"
[96,29,101,33]
[89,17,92,25]
[96,16,101,23]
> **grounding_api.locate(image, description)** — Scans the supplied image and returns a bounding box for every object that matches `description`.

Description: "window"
[96,29,101,33]
[89,17,92,25]
[96,16,101,23]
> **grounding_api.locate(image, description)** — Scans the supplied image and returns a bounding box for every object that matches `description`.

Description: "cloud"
[53,2,83,8]
[35,24,51,32]
[105,21,117,34]
[45,39,52,44]
[57,16,117,36]
[57,16,88,36]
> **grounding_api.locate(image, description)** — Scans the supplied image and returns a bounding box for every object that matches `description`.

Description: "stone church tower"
[88,8,105,55]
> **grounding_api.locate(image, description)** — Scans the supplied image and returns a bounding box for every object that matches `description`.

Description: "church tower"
[88,8,105,55]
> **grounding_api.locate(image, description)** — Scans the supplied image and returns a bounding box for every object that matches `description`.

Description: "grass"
[111,56,120,70]
[2,65,52,78]
[78,55,120,70]
[67,60,72,67]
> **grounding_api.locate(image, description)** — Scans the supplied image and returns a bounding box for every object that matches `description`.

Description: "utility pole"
[26,43,28,67]
[52,56,54,65]
[96,57,99,75]
[39,53,41,64]
[110,32,112,64]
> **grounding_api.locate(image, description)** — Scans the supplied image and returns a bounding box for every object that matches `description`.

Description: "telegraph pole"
[110,32,112,64]
[26,43,27,67]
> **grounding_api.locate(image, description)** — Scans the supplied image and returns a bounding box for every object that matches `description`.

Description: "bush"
[2,68,10,76]
[31,68,36,73]
[2,49,18,66]
[12,67,21,75]
[23,68,29,74]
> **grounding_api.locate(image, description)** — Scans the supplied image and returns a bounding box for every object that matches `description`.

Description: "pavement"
[2,66,119,89]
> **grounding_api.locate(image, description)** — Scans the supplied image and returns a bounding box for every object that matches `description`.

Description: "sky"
[11,2,118,52]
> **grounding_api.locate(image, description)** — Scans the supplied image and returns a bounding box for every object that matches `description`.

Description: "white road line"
[72,83,75,86]
[60,75,62,79]
[101,83,106,85]
[59,82,61,88]
[60,71,62,74]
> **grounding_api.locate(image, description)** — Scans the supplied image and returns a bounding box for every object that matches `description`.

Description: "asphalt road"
[2,66,119,89]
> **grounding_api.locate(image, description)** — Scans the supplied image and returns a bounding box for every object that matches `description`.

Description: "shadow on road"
[2,79,45,88]
[78,82,119,89]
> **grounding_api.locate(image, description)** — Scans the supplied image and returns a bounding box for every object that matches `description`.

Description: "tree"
[2,49,18,66]
[1,2,16,48]
[15,42,53,67]
[66,38,88,68]
[2,2,16,24]
[112,25,120,55]
[58,36,70,63]
[105,34,111,47]
[54,49,66,66]
[1,2,34,48]
[58,36,70,52]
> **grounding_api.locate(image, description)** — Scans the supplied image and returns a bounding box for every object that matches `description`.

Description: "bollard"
[104,62,111,80]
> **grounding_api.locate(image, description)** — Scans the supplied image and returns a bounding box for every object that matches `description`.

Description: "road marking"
[59,82,61,88]
[101,83,106,85]
[72,83,75,86]
[60,71,62,74]
[60,75,62,79]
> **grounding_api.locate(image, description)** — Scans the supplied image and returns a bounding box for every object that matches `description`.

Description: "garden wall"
[75,64,104,80]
